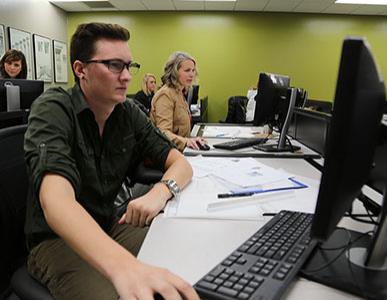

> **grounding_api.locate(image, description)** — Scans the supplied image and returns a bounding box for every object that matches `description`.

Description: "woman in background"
[134,73,157,114]
[150,51,206,151]
[0,49,27,79]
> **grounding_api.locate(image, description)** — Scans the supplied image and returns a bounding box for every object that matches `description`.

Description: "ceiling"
[50,0,387,16]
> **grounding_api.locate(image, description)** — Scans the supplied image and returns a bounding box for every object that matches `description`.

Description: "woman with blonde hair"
[134,73,156,114]
[150,51,206,151]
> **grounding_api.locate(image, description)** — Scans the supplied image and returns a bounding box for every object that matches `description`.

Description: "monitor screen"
[186,84,199,106]
[292,108,331,156]
[252,73,303,152]
[0,79,44,112]
[253,73,290,127]
[190,84,199,105]
[301,37,387,299]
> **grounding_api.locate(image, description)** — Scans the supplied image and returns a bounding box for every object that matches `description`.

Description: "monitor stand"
[256,87,301,153]
[6,83,20,112]
[300,228,387,299]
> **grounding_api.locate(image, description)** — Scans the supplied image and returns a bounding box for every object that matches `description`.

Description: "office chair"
[0,125,162,299]
[115,161,164,217]
[0,124,53,300]
[220,96,248,124]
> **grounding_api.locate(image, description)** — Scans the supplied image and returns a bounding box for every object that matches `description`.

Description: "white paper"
[163,156,320,220]
[202,126,264,138]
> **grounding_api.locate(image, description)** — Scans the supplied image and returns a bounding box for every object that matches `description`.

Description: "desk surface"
[188,123,321,159]
[184,137,321,159]
[138,157,373,300]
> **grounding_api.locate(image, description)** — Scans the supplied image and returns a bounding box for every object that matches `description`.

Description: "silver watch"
[160,179,181,198]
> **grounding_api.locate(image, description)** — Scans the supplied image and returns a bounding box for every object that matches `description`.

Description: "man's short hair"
[70,22,130,83]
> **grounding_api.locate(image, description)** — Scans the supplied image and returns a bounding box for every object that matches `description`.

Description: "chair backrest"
[199,96,208,123]
[225,96,248,124]
[0,125,28,294]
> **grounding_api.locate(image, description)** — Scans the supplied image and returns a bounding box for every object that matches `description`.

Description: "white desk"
[138,158,373,299]
[187,123,321,159]
[184,137,321,159]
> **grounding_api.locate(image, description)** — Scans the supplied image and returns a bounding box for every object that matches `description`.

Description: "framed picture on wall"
[8,27,34,79]
[53,40,68,83]
[0,24,5,59]
[33,34,53,82]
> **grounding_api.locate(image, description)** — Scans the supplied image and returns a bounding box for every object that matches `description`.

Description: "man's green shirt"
[24,84,174,248]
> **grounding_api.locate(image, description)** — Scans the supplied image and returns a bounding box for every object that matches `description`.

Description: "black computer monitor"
[301,37,387,299]
[0,79,44,112]
[190,84,199,105]
[253,73,290,127]
[253,73,301,152]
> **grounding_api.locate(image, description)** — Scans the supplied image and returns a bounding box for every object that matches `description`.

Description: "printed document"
[163,157,319,220]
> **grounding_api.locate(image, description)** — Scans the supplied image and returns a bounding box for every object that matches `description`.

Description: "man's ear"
[73,60,85,80]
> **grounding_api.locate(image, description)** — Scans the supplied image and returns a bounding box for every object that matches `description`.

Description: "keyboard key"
[218,286,239,297]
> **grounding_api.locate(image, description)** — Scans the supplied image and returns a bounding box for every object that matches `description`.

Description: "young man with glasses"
[24,22,199,300]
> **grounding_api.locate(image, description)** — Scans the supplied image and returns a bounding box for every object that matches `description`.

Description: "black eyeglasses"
[85,59,141,75]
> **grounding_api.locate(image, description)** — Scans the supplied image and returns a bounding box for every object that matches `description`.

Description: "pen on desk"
[217,191,256,198]
[217,178,308,199]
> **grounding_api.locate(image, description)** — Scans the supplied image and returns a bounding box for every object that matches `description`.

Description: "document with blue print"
[163,156,319,220]
[201,126,267,138]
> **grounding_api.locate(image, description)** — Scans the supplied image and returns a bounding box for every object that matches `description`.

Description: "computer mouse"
[197,141,210,151]
[154,293,165,300]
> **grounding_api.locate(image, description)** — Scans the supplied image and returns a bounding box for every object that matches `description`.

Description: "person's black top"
[134,90,154,113]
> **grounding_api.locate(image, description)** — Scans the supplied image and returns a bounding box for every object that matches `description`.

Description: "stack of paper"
[163,156,319,220]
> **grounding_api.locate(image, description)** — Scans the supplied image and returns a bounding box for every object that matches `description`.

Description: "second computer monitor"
[253,73,290,127]
[0,79,44,112]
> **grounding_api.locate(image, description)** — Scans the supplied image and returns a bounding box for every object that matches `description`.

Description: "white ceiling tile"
[50,1,92,11]
[109,0,147,10]
[142,0,175,10]
[234,0,268,11]
[173,0,205,10]
[323,3,360,13]
[299,0,334,3]
[351,4,387,15]
[265,0,303,12]
[204,1,236,11]
[294,2,331,12]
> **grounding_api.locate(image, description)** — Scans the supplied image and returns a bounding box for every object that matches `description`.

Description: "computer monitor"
[0,79,44,112]
[292,108,331,156]
[253,73,290,126]
[253,73,300,152]
[186,84,199,106]
[301,37,387,299]
[294,88,308,108]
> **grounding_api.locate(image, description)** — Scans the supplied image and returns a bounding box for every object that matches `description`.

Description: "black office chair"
[115,161,164,217]
[220,96,248,124]
[0,125,53,300]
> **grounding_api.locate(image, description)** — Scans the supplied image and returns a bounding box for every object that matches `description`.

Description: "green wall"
[67,12,387,122]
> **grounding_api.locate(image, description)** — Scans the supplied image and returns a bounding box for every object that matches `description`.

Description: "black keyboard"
[213,138,268,150]
[194,210,317,300]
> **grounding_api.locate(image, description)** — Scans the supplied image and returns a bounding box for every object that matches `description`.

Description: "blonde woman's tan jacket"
[150,85,191,152]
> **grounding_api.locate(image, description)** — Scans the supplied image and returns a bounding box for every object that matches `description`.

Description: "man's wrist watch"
[160,179,181,198]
